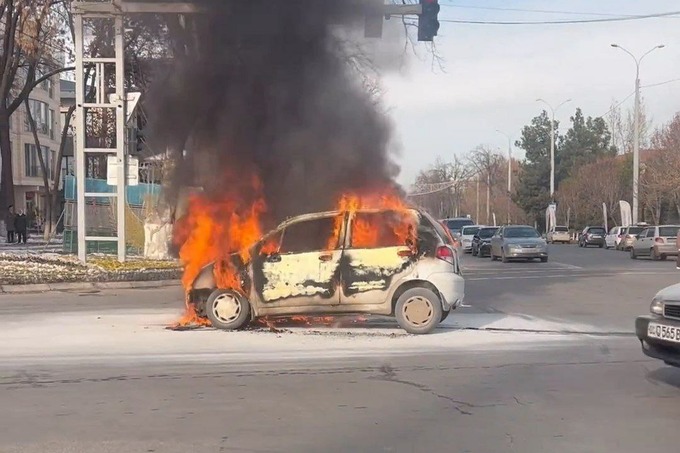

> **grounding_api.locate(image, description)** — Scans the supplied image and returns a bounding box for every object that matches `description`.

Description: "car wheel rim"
[402,296,434,327]
[212,293,241,323]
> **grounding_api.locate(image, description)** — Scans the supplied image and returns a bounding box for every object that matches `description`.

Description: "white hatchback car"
[460,225,483,253]
[605,226,624,249]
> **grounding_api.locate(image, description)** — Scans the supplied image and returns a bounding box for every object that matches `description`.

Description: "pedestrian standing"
[5,205,15,243]
[14,210,27,244]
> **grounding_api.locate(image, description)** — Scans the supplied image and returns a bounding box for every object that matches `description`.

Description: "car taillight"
[436,245,455,264]
[655,237,665,244]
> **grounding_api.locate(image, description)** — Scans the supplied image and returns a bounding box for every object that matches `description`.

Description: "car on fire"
[187,207,465,334]
[636,282,680,368]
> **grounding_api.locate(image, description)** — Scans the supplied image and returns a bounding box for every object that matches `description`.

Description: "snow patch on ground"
[0,308,591,367]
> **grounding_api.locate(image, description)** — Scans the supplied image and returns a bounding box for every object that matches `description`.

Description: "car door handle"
[266,254,281,263]
[319,253,333,262]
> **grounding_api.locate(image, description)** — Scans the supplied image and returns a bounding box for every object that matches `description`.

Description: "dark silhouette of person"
[14,210,27,244]
[5,205,15,243]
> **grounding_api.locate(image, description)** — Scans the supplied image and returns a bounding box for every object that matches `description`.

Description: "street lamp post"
[536,98,571,200]
[611,43,665,225]
[496,130,512,224]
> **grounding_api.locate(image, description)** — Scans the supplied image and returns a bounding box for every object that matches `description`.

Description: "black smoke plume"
[146,0,401,225]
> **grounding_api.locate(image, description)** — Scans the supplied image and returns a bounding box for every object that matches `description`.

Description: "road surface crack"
[372,364,502,416]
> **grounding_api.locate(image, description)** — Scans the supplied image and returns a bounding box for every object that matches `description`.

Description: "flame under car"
[187,208,465,334]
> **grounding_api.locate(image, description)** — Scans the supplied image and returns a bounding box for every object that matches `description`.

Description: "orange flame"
[328,191,417,250]
[173,175,268,326]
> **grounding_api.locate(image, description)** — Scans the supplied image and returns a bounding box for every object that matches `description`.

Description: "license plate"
[591,235,601,238]
[648,322,680,343]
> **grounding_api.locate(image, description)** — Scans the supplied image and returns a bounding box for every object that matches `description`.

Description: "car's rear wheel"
[205,289,251,330]
[661,254,668,261]
[540,257,548,263]
[651,248,660,261]
[395,287,442,334]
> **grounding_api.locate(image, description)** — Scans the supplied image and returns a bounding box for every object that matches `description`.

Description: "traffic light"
[418,0,440,42]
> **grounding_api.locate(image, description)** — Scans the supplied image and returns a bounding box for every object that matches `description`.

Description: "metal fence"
[62,176,161,254]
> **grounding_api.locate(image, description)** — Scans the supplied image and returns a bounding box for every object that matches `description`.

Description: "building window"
[24,144,50,178]
[24,99,53,138]
[36,66,53,98]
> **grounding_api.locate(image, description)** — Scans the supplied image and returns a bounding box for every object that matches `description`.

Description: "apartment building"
[7,70,62,215]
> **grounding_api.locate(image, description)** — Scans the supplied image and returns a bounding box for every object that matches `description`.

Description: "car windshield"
[444,219,474,233]
[504,227,540,238]
[554,226,568,232]
[628,227,643,235]
[659,226,680,237]
[478,228,497,238]
[588,228,606,235]
[461,226,480,236]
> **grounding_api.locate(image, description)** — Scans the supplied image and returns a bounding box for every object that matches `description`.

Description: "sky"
[381,0,680,187]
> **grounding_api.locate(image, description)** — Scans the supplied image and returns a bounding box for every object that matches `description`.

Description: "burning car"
[184,204,465,334]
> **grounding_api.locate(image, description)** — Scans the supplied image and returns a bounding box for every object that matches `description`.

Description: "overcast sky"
[381,0,680,187]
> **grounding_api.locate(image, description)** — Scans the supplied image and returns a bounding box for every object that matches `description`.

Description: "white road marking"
[466,270,678,281]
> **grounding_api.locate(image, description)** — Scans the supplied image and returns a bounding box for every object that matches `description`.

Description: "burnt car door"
[251,214,344,307]
[340,210,419,306]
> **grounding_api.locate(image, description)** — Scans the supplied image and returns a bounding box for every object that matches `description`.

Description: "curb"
[0,279,181,294]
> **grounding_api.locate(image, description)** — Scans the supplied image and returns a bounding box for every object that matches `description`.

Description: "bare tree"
[0,0,68,211]
[467,146,503,224]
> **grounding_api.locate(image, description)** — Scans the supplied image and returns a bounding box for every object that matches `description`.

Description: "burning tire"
[205,289,251,330]
[394,287,442,334]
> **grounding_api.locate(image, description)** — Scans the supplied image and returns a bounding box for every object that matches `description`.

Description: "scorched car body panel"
[188,207,465,323]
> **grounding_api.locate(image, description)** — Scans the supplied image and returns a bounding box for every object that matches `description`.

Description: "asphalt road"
[2,244,680,453]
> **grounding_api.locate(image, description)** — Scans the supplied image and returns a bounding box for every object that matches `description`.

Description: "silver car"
[490,225,548,263]
[188,207,465,334]
[630,225,680,260]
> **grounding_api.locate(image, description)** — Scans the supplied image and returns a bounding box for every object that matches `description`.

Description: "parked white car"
[460,225,483,253]
[547,226,570,244]
[605,226,624,249]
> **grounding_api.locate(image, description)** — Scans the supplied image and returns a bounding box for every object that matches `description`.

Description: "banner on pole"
[603,203,608,232]
[619,200,632,227]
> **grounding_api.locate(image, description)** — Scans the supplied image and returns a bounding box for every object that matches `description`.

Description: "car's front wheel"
[395,287,443,334]
[205,288,251,330]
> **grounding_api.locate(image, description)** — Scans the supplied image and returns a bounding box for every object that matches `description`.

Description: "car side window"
[279,216,337,254]
[638,229,648,238]
[647,229,656,238]
[349,211,417,249]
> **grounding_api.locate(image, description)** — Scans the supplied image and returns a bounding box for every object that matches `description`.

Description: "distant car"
[471,226,498,257]
[460,225,483,253]
[490,225,548,263]
[635,282,680,368]
[617,225,646,251]
[605,226,624,249]
[547,226,570,244]
[578,226,606,248]
[441,217,475,239]
[630,225,680,260]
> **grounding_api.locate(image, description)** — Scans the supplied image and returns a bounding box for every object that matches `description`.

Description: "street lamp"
[496,129,513,224]
[611,43,665,225]
[536,98,571,199]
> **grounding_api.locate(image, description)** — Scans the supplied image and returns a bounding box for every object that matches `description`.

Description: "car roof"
[277,207,422,229]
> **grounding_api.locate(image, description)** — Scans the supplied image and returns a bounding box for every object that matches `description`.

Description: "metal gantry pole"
[74,13,87,262]
[115,15,127,262]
